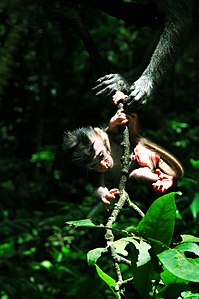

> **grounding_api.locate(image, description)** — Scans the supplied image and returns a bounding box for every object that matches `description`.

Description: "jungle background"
[0,1,199,298]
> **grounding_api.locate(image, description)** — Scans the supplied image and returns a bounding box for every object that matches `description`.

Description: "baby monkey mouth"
[99,157,114,172]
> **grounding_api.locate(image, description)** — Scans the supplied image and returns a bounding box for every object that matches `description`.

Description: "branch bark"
[104,101,144,296]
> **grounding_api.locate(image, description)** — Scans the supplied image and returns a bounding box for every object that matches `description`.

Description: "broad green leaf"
[181,234,199,243]
[175,242,199,256]
[134,240,151,267]
[66,219,126,235]
[190,192,199,219]
[180,291,199,298]
[95,265,121,299]
[158,243,199,282]
[113,237,151,267]
[137,193,176,253]
[130,244,157,298]
[66,218,100,228]
[95,264,116,287]
[87,247,107,266]
[113,238,129,256]
[161,268,188,285]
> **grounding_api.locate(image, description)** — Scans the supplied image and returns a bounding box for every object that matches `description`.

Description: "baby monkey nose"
[100,160,109,169]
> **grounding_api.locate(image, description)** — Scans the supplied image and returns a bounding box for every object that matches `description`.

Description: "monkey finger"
[102,197,111,205]
[140,99,147,106]
[126,97,144,110]
[93,78,112,91]
[92,81,108,92]
[117,111,128,117]
[155,169,173,180]
[119,112,128,117]
[117,114,128,122]
[96,78,116,88]
[115,117,128,124]
[96,84,117,97]
[128,88,146,103]
[152,183,162,192]
[105,193,116,200]
[155,169,162,176]
[112,91,128,105]
[97,74,115,82]
[95,86,111,96]
[135,94,148,106]
[116,117,128,125]
[95,74,113,84]
[121,119,128,124]
[109,188,120,195]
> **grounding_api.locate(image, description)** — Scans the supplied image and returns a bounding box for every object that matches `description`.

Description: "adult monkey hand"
[94,73,152,108]
[93,0,193,109]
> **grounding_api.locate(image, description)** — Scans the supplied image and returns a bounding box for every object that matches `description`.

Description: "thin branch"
[104,102,131,296]
[126,195,145,218]
[116,277,134,291]
[104,101,145,295]
[114,254,131,266]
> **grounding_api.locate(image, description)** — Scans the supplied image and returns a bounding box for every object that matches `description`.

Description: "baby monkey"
[63,92,183,207]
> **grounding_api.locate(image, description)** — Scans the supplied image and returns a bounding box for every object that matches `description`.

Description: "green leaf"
[158,243,199,282]
[95,265,121,299]
[87,247,107,266]
[130,245,157,298]
[180,291,199,298]
[181,234,199,243]
[113,237,151,267]
[161,268,188,285]
[175,243,199,256]
[190,158,199,170]
[66,218,127,235]
[30,148,55,162]
[137,192,176,253]
[66,218,100,228]
[134,240,151,267]
[190,192,199,219]
[113,238,129,256]
[170,120,189,132]
[40,260,53,269]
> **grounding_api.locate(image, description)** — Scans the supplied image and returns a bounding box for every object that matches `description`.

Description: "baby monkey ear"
[94,128,108,141]
[93,127,103,136]
[94,127,110,151]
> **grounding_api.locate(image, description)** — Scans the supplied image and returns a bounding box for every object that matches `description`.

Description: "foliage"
[67,193,199,298]
[0,0,199,298]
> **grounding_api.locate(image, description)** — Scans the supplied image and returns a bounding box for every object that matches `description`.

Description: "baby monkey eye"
[98,152,104,160]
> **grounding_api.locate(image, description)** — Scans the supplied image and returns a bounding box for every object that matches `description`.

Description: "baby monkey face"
[88,134,113,173]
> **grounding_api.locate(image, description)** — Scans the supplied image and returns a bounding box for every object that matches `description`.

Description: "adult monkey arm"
[94,0,193,108]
